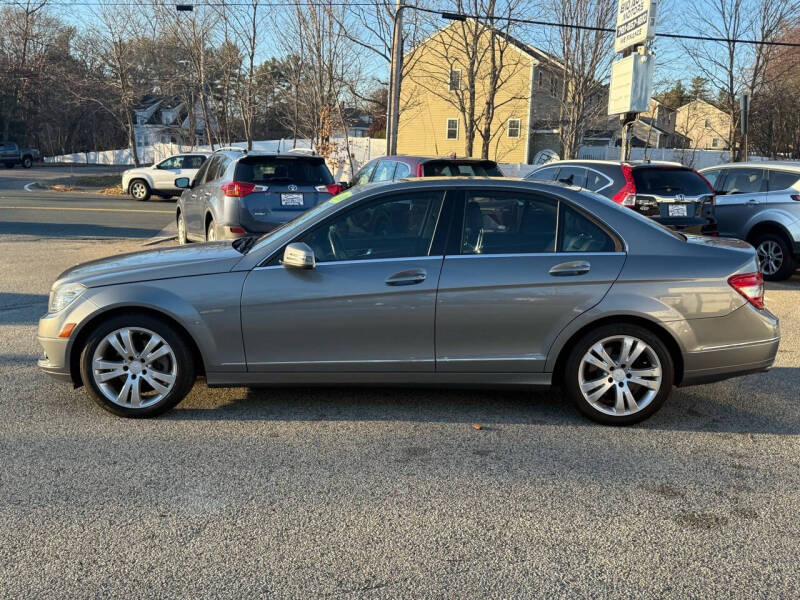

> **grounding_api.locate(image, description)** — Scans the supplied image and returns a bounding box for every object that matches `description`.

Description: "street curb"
[143,219,178,246]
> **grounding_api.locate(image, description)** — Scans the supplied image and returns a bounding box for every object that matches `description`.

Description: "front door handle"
[549,260,591,276]
[385,269,427,286]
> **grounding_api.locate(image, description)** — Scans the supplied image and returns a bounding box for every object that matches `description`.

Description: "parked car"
[700,162,800,281]
[175,150,343,243]
[1,141,40,168]
[526,160,716,235]
[38,177,777,425]
[350,156,503,187]
[122,153,209,201]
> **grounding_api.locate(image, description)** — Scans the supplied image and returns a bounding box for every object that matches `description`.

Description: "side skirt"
[205,371,552,389]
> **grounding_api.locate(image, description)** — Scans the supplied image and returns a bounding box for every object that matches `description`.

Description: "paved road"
[0,188,175,239]
[0,164,128,190]
[0,199,799,598]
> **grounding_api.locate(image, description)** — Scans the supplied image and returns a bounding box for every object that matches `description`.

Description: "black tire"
[21,156,32,168]
[79,314,196,418]
[564,323,675,426]
[206,216,217,241]
[129,179,151,201]
[753,232,796,281]
[177,211,190,245]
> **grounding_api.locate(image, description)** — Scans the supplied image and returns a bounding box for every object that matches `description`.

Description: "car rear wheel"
[129,179,151,201]
[206,217,217,241]
[564,324,674,425]
[754,233,796,281]
[21,156,32,168]
[177,212,189,245]
[79,315,195,417]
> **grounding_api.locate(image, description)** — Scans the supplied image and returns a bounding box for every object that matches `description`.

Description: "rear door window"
[558,204,615,252]
[182,155,206,169]
[461,191,557,255]
[525,166,558,181]
[632,167,711,197]
[718,168,767,194]
[353,161,377,185]
[394,162,412,179]
[767,170,800,191]
[586,169,612,192]
[556,166,587,188]
[234,157,334,185]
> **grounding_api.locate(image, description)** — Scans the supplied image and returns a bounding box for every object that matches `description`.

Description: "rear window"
[234,157,333,185]
[423,161,502,177]
[631,167,711,197]
[768,171,800,191]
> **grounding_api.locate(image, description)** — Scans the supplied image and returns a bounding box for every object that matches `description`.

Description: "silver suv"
[175,149,342,243]
[700,162,800,280]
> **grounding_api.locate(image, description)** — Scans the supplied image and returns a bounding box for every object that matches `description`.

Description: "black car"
[526,160,716,234]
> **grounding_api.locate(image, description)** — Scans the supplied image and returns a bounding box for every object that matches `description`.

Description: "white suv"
[122,153,209,201]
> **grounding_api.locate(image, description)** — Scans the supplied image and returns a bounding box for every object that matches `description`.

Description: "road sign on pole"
[608,52,654,115]
[614,0,658,54]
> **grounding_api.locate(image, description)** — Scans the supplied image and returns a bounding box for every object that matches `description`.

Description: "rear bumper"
[681,337,779,386]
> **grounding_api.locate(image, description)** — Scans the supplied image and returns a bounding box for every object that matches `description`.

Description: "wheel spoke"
[140,334,163,358]
[591,343,616,369]
[144,345,170,364]
[142,373,170,395]
[628,375,660,390]
[147,369,175,386]
[97,368,126,383]
[117,376,132,405]
[129,377,142,408]
[620,337,634,364]
[107,334,127,359]
[584,353,611,372]
[93,359,124,371]
[626,341,646,367]
[585,380,614,403]
[119,329,135,357]
[623,386,639,411]
[614,385,625,413]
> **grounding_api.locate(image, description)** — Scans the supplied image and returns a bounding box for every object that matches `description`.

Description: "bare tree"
[684,0,800,160]
[548,0,615,159]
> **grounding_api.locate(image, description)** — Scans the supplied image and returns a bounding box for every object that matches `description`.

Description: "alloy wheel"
[177,215,187,245]
[577,335,662,416]
[91,327,177,409]
[131,182,147,200]
[207,221,216,241]
[757,240,783,276]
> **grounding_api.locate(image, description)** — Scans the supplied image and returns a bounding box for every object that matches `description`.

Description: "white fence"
[45,137,389,182]
[576,145,781,169]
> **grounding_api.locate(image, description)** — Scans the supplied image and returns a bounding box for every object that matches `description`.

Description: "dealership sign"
[614,0,658,53]
[608,53,655,115]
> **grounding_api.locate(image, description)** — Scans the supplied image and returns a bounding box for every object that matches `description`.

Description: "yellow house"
[675,99,732,150]
[397,22,564,164]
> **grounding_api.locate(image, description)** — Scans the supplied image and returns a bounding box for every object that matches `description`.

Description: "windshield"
[242,191,353,254]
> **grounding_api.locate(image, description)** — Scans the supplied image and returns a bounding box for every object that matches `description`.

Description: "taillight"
[316,183,344,195]
[612,165,636,206]
[791,194,800,201]
[220,181,256,197]
[728,272,765,309]
[415,163,424,177]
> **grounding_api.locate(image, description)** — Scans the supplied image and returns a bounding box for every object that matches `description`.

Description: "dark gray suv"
[175,150,342,243]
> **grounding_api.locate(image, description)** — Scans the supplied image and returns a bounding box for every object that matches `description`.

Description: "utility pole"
[740,91,750,162]
[386,0,404,155]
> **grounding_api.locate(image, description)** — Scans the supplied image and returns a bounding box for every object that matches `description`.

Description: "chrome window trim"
[445,252,625,260]
[253,255,445,271]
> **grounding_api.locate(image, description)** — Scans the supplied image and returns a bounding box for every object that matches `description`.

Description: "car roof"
[378,155,498,164]
[535,159,686,169]
[701,161,800,172]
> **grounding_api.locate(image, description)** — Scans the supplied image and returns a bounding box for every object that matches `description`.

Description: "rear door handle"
[549,261,591,276]
[385,269,427,286]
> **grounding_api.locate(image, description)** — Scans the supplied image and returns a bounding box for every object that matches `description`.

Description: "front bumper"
[37,336,73,383]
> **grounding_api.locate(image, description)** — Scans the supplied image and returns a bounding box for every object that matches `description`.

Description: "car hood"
[52,242,244,289]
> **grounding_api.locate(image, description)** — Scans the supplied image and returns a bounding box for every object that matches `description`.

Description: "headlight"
[48,283,86,313]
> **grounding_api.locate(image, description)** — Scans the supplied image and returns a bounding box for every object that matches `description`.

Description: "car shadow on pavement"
[0,221,161,238]
[0,292,47,324]
[167,367,800,435]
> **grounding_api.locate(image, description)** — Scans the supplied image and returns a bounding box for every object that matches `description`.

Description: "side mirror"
[282,242,316,269]
[339,181,350,190]
[175,177,191,189]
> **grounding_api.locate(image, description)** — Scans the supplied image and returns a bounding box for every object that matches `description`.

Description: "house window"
[507,119,521,138]
[537,69,544,87]
[705,119,711,128]
[712,138,719,147]
[550,76,559,98]
[446,118,459,140]
[449,69,461,92]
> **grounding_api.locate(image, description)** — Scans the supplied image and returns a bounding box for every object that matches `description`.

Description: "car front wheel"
[564,324,674,425]
[22,156,32,168]
[206,217,217,241]
[754,233,796,281]
[79,314,196,417]
[129,179,151,201]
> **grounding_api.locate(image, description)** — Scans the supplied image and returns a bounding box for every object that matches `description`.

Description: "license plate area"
[281,193,304,207]
[668,203,688,217]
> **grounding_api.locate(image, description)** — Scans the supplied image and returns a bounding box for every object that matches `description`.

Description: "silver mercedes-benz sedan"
[37,178,779,425]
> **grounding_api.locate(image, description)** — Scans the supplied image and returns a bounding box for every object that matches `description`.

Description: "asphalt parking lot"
[1,187,799,598]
